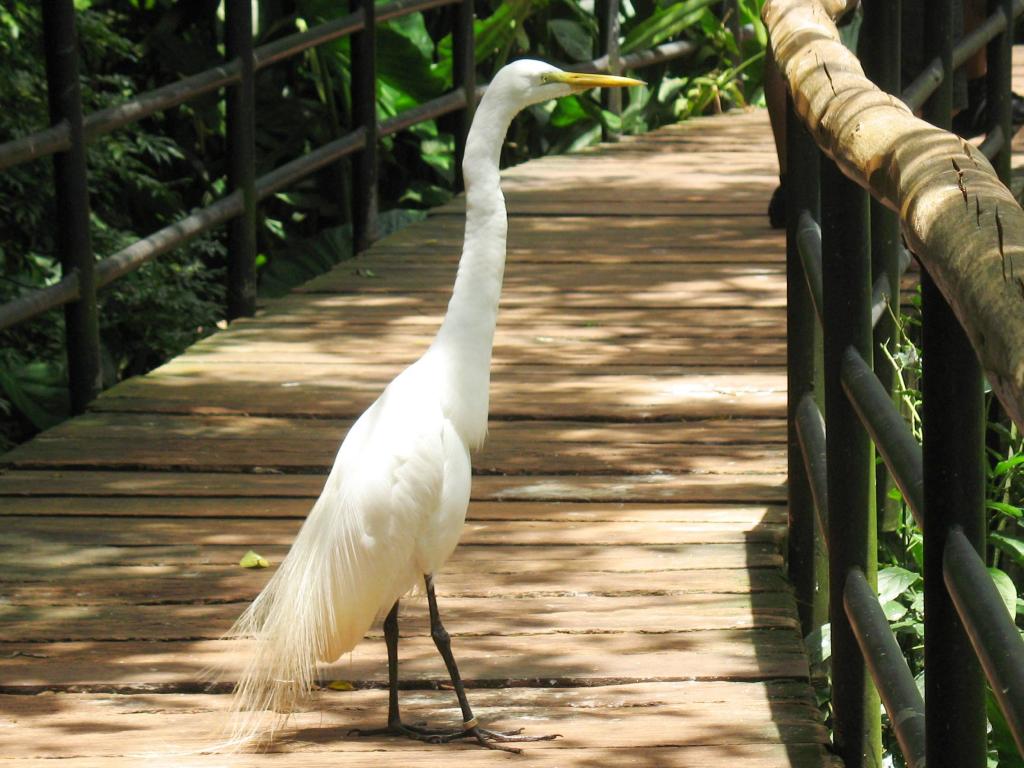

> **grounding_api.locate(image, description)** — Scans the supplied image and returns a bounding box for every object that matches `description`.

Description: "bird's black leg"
[382,600,403,727]
[348,601,450,740]
[422,574,560,753]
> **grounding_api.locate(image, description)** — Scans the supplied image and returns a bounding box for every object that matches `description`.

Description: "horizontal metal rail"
[840,347,924,526]
[795,393,829,548]
[796,209,824,323]
[844,567,927,768]
[580,39,698,74]
[901,0,1024,111]
[0,128,367,331]
[944,528,1024,755]
[380,90,468,138]
[978,124,1005,160]
[799,210,911,331]
[0,0,458,170]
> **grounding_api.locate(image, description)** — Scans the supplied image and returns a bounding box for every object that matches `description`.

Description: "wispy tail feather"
[218,495,370,749]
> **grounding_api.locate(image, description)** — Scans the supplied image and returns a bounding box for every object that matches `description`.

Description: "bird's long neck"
[431,90,518,447]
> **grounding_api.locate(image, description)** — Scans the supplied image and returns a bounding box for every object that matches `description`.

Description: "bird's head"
[490,59,644,111]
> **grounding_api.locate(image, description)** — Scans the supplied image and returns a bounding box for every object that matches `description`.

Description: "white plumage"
[226,59,642,752]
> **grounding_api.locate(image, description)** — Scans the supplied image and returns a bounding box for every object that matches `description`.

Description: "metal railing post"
[860,0,903,535]
[921,0,988,765]
[42,0,101,413]
[598,0,622,141]
[821,157,881,768]
[785,94,825,637]
[986,0,1013,183]
[452,0,475,190]
[352,0,378,253]
[225,0,258,319]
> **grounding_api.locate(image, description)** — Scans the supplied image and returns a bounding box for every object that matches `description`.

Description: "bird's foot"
[348,720,453,739]
[456,724,561,754]
[349,720,560,754]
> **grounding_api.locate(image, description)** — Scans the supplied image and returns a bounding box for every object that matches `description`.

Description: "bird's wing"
[340,365,448,542]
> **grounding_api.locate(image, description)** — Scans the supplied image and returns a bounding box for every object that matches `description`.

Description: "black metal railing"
[783,1,1024,767]
[2,0,729,414]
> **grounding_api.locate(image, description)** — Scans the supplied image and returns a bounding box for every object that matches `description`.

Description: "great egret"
[227,59,643,753]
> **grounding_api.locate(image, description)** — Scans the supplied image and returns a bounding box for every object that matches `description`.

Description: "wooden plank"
[0,471,786,503]
[5,421,785,473]
[0,629,810,689]
[2,516,786,552]
[218,310,790,341]
[0,110,830,766]
[0,495,786,520]
[0,684,828,760]
[0,747,839,768]
[27,414,786,446]
[171,335,786,367]
[295,262,785,298]
[0,542,784,577]
[0,591,800,642]
[3,566,789,605]
[86,369,786,419]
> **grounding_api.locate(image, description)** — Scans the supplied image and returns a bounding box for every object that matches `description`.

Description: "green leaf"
[990,532,1024,567]
[993,454,1024,477]
[882,600,908,622]
[0,360,70,431]
[549,19,593,62]
[239,550,270,569]
[877,566,920,603]
[986,500,1022,518]
[987,688,1024,768]
[621,0,719,55]
[326,679,354,691]
[988,567,1017,620]
[376,25,444,108]
[550,95,588,128]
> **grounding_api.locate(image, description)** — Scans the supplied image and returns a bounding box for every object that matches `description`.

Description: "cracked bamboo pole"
[763,0,1024,429]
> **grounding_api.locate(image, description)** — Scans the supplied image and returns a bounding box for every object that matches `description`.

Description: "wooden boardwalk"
[0,109,837,766]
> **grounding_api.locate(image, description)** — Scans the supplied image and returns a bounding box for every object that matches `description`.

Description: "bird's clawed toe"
[350,720,560,753]
[465,726,561,754]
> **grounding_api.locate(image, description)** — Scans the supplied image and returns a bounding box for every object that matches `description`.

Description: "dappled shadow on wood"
[0,111,835,765]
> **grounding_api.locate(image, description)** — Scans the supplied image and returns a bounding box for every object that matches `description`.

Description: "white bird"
[226,59,642,752]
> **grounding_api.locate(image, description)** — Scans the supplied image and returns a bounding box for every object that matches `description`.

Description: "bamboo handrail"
[764,0,1024,429]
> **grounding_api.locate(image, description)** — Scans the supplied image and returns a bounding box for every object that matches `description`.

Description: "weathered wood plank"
[0,542,784,578]
[0,684,828,760]
[0,748,839,768]
[0,470,786,502]
[171,335,786,367]
[250,302,787,333]
[0,110,835,766]
[0,495,786,520]
[26,413,787,445]
[4,566,790,605]
[0,591,800,642]
[86,369,786,419]
[0,629,810,689]
[5,420,785,473]
[2,517,786,552]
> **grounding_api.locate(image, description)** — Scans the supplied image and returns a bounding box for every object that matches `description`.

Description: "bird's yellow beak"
[544,72,646,92]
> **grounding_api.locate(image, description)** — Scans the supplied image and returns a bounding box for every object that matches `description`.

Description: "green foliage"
[0,1,225,448]
[873,297,1024,767]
